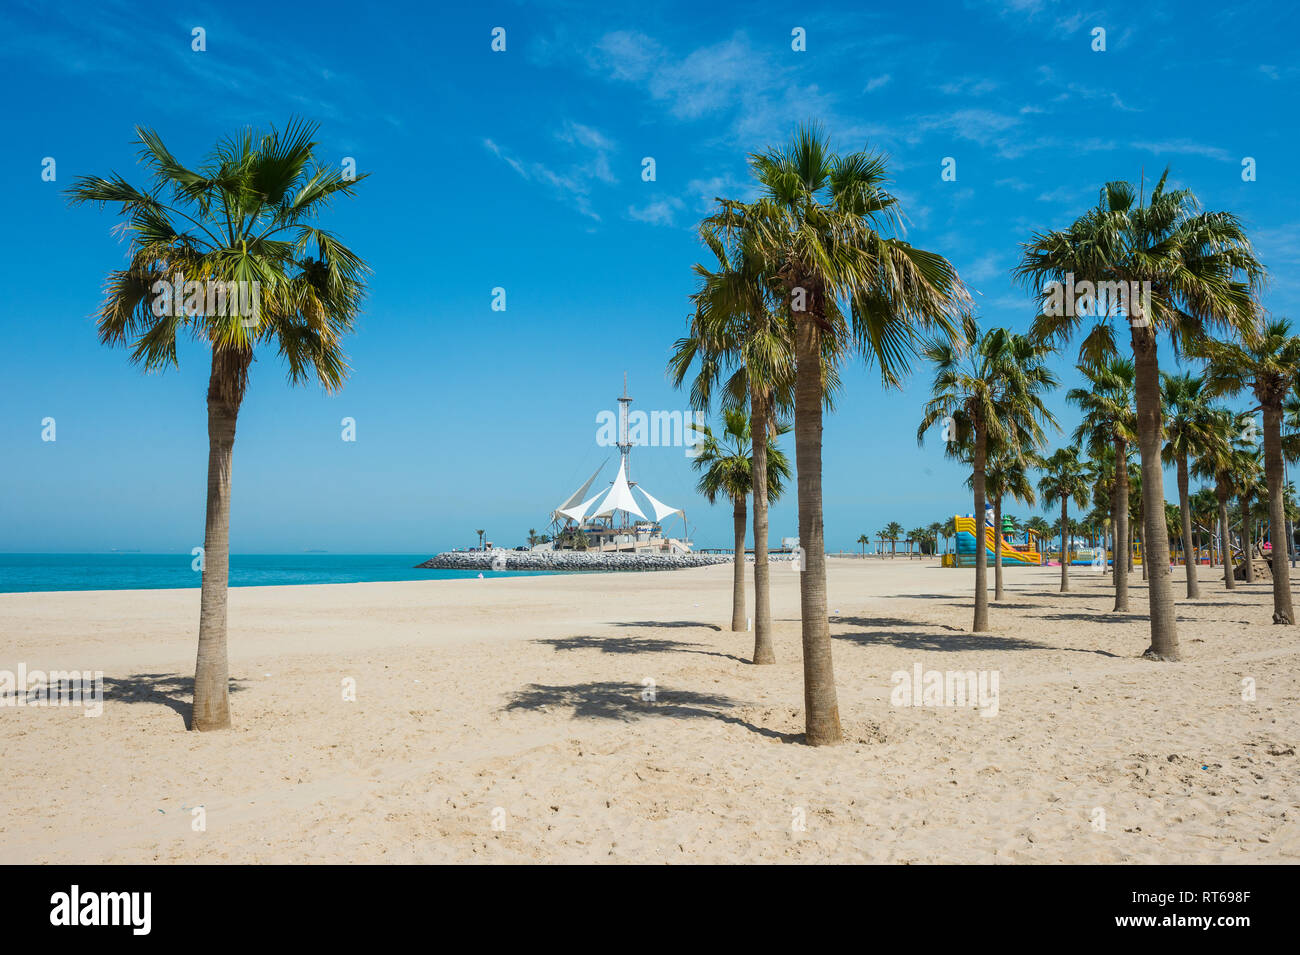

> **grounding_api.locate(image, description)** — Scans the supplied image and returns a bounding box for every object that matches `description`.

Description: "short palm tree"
[973,443,1039,600]
[927,521,945,557]
[1017,169,1265,660]
[882,521,904,557]
[693,408,792,634]
[707,124,970,745]
[940,516,957,555]
[1191,409,1241,590]
[1197,317,1300,623]
[1068,358,1136,609]
[67,120,369,730]
[919,320,1058,630]
[1038,448,1090,592]
[1230,441,1265,584]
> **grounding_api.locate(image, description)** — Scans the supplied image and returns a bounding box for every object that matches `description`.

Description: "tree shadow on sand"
[610,620,723,631]
[503,681,797,741]
[536,635,747,663]
[831,616,1120,656]
[103,673,247,730]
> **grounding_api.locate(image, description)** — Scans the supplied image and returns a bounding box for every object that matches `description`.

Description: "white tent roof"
[591,459,647,520]
[550,461,606,522]
[557,491,605,524]
[638,486,683,523]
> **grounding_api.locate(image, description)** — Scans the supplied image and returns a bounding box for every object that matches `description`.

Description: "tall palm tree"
[927,521,945,557]
[1016,169,1265,660]
[1068,358,1136,610]
[856,533,869,556]
[670,211,838,664]
[1039,448,1090,592]
[67,120,369,730]
[708,124,969,745]
[919,320,1057,630]
[1161,372,1217,599]
[1197,317,1300,623]
[476,529,486,550]
[692,408,793,634]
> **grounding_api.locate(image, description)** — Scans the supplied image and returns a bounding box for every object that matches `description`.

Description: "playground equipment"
[952,515,1041,567]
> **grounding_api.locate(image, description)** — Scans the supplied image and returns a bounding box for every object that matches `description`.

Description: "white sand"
[1,559,1296,863]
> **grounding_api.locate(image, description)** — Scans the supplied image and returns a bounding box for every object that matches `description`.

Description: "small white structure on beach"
[549,379,690,553]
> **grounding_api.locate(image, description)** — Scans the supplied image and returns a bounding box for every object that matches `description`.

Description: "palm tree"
[1231,441,1265,584]
[708,124,970,745]
[1068,358,1136,610]
[1017,169,1265,661]
[476,529,486,550]
[67,120,369,730]
[940,516,957,555]
[670,212,822,664]
[526,528,539,547]
[1039,448,1090,592]
[1026,515,1052,558]
[857,533,869,556]
[975,444,1039,600]
[1161,372,1217,599]
[1197,317,1300,623]
[927,521,945,557]
[1189,485,1219,567]
[692,408,793,634]
[882,521,904,557]
[1192,409,1242,590]
[906,527,927,559]
[919,321,1057,630]
[1085,444,1118,577]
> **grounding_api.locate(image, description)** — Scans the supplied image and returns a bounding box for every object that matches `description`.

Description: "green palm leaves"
[66,119,369,395]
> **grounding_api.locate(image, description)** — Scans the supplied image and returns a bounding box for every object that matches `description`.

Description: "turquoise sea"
[0,554,558,594]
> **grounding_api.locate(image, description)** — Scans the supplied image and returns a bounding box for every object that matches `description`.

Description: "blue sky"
[1,0,1297,554]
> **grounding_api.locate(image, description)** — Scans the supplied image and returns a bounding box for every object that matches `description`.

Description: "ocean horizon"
[0,553,561,594]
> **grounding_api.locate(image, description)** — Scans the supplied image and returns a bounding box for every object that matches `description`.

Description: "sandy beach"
[1,559,1296,864]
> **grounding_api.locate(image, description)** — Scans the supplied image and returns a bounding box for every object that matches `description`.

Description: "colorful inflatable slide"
[953,515,1042,567]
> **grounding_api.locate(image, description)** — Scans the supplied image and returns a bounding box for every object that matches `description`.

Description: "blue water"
[0,554,560,594]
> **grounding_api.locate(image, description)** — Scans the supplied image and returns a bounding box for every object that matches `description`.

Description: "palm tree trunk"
[1131,326,1179,660]
[1060,499,1070,592]
[993,497,1004,601]
[1114,439,1130,611]
[1240,498,1254,584]
[750,388,775,662]
[731,496,747,632]
[972,426,989,631]
[1177,453,1198,599]
[193,351,249,731]
[1263,404,1294,623]
[1218,489,1235,590]
[793,301,841,745]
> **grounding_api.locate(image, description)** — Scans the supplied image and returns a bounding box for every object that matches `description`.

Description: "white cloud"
[483,124,620,221]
